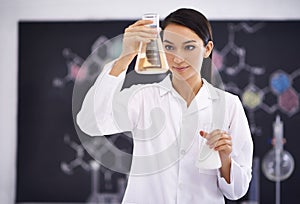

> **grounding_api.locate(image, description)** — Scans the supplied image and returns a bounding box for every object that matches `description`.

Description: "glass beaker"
[134,13,169,74]
[195,123,222,170]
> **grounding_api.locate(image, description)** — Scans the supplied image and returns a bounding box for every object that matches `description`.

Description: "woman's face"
[162,23,213,81]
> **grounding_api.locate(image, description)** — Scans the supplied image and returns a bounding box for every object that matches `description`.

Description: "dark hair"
[162,8,213,46]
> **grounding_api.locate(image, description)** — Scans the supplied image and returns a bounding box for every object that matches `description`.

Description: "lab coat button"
[180,149,186,155]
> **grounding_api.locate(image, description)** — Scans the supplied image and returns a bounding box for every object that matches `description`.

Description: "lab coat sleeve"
[217,95,253,200]
[76,60,140,136]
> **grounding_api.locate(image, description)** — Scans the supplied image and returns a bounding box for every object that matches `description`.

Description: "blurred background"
[1,0,300,203]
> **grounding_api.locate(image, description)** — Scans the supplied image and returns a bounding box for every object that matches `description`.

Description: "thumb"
[199,130,208,138]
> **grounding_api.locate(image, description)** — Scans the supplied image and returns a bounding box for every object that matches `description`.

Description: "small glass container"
[134,13,169,74]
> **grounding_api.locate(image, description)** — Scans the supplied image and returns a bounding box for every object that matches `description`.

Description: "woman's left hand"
[200,129,232,164]
[200,129,232,183]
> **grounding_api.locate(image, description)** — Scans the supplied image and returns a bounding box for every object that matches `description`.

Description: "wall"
[1,0,300,203]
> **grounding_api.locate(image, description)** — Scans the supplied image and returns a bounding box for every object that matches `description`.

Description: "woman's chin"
[171,68,198,79]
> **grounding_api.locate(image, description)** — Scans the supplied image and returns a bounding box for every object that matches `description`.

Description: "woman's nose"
[173,55,184,64]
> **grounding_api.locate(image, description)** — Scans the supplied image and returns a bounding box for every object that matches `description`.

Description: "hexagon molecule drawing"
[53,35,122,88]
[52,48,86,88]
[212,23,300,135]
[61,134,128,204]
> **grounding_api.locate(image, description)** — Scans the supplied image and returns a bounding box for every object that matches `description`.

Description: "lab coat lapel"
[186,79,218,115]
[158,75,172,96]
[204,80,227,130]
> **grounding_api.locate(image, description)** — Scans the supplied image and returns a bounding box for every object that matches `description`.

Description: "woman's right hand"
[120,19,159,58]
[110,20,158,76]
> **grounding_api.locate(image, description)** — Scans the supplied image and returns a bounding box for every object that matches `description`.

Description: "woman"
[77,8,253,204]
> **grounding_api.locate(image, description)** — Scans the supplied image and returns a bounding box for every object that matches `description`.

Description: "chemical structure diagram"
[52,48,85,88]
[52,35,122,88]
[61,134,128,204]
[212,22,300,135]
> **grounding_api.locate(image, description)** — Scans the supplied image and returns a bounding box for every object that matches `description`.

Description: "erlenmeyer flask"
[135,13,169,74]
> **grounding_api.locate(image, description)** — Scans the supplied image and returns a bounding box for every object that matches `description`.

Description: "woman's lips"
[172,66,189,72]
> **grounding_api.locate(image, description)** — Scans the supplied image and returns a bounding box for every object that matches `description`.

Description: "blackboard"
[17,20,300,203]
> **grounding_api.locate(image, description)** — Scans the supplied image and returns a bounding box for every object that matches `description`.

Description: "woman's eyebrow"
[183,40,197,44]
[163,40,174,44]
[163,39,197,44]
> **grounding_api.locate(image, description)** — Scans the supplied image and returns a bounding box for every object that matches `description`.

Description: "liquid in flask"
[135,13,169,74]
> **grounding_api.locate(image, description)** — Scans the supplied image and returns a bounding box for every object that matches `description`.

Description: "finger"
[205,130,223,146]
[205,129,222,139]
[200,130,221,142]
[200,130,208,138]
[129,19,154,27]
[214,142,232,152]
[213,134,232,151]
[134,36,152,44]
[126,26,158,36]
[123,36,153,45]
[125,31,157,40]
[214,137,232,149]
[126,36,155,45]
[208,132,231,149]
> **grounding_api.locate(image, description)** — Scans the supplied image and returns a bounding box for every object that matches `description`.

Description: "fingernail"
[200,131,204,136]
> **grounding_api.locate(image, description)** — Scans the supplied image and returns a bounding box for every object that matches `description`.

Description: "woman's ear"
[204,41,214,58]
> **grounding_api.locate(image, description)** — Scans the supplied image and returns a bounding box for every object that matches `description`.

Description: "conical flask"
[135,13,169,74]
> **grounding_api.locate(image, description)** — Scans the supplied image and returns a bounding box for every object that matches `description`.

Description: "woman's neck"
[172,74,203,107]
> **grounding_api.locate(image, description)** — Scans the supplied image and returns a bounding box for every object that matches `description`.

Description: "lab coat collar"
[202,79,220,100]
[158,75,172,97]
[157,75,220,112]
[191,79,219,112]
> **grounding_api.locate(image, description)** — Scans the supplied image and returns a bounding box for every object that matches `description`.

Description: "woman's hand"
[110,19,158,76]
[200,129,232,183]
[120,19,159,58]
[200,129,232,161]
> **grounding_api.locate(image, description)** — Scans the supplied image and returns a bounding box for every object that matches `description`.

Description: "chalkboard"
[17,20,300,203]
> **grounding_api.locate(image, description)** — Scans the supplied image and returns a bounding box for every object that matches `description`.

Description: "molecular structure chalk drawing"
[212,23,300,136]
[52,36,122,88]
[61,134,128,203]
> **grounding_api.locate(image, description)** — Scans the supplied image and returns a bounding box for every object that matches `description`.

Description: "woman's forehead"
[163,24,203,44]
[162,31,203,46]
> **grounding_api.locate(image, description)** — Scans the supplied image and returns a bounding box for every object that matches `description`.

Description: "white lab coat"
[77,60,253,204]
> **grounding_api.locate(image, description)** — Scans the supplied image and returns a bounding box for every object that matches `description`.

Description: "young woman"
[77,8,253,204]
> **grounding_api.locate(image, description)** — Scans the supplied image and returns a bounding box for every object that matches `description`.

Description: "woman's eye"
[184,45,195,50]
[164,45,174,51]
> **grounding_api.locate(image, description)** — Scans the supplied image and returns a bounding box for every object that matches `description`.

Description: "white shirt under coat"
[77,60,253,204]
